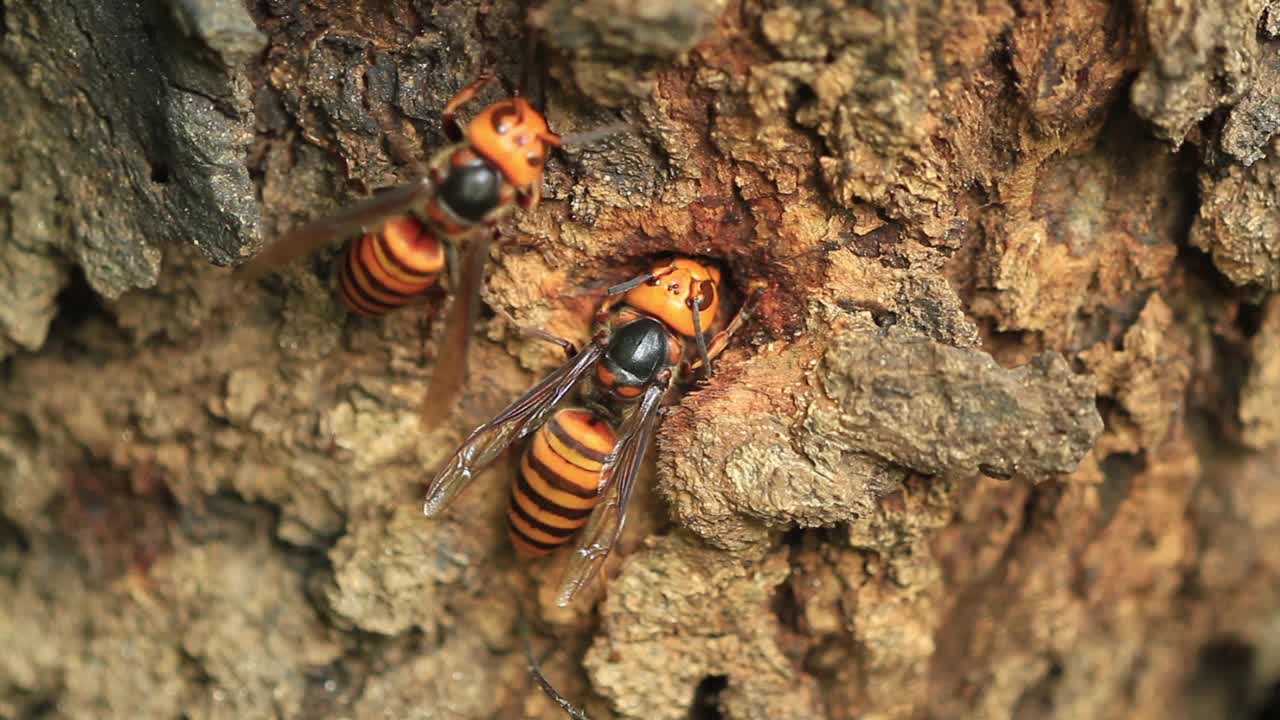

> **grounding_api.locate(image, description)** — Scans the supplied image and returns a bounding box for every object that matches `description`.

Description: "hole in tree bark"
[1012,660,1063,720]
[49,266,104,336]
[1254,679,1280,719]
[149,160,171,184]
[1236,302,1264,338]
[689,675,728,720]
[1186,638,1254,719]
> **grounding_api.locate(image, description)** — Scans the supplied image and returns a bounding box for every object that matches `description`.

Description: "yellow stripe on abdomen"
[507,410,616,557]
[338,220,441,317]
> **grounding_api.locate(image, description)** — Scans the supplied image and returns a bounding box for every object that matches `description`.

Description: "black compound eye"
[699,280,716,307]
[685,280,715,310]
[440,158,502,222]
[490,105,518,134]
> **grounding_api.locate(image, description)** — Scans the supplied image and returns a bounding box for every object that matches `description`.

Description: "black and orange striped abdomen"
[338,214,445,316]
[508,408,618,556]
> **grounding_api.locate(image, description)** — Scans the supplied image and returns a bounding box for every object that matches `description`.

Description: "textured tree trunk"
[1,0,1277,718]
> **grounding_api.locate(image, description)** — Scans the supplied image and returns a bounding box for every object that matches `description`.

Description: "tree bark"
[1,0,1276,718]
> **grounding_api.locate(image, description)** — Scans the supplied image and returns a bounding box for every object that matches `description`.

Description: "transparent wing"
[236,179,435,283]
[555,379,669,607]
[420,233,490,428]
[423,342,605,517]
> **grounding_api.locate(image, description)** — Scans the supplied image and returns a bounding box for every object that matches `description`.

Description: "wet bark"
[1,0,1277,718]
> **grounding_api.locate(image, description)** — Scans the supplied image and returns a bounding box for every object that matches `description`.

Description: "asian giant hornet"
[237,73,622,414]
[422,256,760,607]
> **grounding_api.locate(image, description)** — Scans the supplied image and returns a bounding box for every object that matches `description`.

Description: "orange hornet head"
[624,258,723,339]
[466,97,559,189]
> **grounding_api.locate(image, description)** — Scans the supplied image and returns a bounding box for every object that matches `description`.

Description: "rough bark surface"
[1,0,1277,719]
